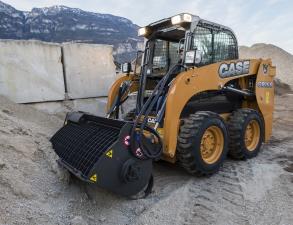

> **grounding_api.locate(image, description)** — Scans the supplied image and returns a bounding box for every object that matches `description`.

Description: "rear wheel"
[177,111,228,176]
[228,109,264,159]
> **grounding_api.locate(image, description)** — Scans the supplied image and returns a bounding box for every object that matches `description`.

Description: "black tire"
[177,111,229,176]
[228,109,264,160]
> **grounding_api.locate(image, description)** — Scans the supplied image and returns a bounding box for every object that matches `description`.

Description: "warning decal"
[266,92,270,104]
[106,150,113,158]
[90,174,97,182]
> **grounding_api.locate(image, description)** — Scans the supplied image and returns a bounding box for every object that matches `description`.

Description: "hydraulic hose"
[130,64,185,160]
[107,81,130,118]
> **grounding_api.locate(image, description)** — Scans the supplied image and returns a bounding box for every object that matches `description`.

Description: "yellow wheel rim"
[200,126,224,164]
[245,120,260,151]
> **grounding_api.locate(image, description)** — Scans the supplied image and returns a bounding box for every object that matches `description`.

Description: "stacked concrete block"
[0,40,65,103]
[62,43,116,99]
[32,97,108,117]
[0,40,118,116]
[72,98,108,116]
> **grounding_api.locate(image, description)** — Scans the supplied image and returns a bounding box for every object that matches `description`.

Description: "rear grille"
[51,122,121,177]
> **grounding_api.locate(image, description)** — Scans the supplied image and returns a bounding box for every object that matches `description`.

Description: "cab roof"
[144,13,236,38]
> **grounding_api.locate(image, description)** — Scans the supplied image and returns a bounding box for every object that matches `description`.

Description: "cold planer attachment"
[50,112,153,197]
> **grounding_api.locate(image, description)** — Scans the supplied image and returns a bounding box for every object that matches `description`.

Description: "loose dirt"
[0,94,292,225]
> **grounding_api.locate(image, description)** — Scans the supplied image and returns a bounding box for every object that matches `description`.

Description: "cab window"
[192,26,213,66]
[152,39,180,76]
[214,30,237,62]
[192,25,238,66]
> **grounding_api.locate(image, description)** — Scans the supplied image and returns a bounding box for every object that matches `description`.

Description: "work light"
[122,62,131,73]
[171,13,193,25]
[138,27,147,36]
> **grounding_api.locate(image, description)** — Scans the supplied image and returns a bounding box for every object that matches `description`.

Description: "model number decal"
[219,61,250,78]
[257,81,273,88]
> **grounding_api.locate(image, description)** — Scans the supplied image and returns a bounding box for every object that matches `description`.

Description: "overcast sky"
[4,0,293,54]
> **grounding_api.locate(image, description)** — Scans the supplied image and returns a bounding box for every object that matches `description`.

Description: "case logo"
[219,61,250,78]
[147,117,156,124]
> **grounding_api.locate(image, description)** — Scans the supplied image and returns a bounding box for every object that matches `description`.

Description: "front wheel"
[177,111,229,176]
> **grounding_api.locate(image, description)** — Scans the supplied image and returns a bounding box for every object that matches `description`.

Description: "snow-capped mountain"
[0,1,143,62]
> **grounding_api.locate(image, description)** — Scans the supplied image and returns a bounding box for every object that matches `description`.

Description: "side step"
[50,112,152,197]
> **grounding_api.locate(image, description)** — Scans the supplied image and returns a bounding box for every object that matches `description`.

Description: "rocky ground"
[0,93,292,225]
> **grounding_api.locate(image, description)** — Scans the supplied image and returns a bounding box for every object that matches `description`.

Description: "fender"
[163,59,273,158]
[107,74,140,112]
[106,74,130,112]
[255,60,276,141]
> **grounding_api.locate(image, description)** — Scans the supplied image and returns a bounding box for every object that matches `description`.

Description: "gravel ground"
[0,94,292,225]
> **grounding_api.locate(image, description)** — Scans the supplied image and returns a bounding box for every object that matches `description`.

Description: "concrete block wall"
[0,40,65,103]
[62,43,116,99]
[0,40,117,116]
[32,97,108,118]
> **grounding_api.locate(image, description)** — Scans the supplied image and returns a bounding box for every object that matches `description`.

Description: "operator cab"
[132,14,239,112]
[137,13,238,76]
[141,27,186,78]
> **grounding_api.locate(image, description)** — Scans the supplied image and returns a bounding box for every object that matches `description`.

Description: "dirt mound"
[239,43,293,93]
[0,95,189,225]
[0,94,293,225]
[274,78,293,95]
[0,96,70,224]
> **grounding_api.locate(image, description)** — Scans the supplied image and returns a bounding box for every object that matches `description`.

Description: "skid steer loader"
[51,13,276,198]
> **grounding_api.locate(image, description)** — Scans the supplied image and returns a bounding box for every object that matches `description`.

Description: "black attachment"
[51,113,125,178]
[121,159,141,183]
[129,174,154,200]
[50,112,153,197]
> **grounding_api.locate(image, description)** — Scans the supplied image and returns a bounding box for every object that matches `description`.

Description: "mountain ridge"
[0,0,143,62]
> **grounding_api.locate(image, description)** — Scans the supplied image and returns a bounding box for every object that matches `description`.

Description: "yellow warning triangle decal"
[106,150,113,158]
[90,174,97,182]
